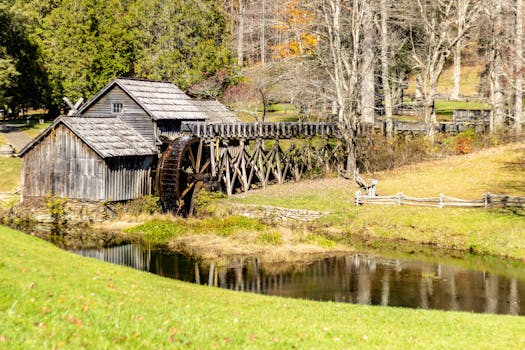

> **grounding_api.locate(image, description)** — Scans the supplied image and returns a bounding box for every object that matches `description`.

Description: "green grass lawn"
[0,157,21,192]
[1,225,525,349]
[21,120,52,139]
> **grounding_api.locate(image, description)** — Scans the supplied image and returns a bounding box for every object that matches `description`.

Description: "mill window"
[112,102,123,114]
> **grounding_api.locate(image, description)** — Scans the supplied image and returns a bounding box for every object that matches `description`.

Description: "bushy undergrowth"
[115,195,162,216]
[194,190,227,217]
[355,129,518,173]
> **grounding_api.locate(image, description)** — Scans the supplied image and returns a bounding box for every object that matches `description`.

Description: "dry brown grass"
[169,230,349,268]
[374,142,525,198]
[0,133,8,146]
[234,142,525,210]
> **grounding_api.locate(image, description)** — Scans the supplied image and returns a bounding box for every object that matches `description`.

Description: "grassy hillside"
[231,143,525,259]
[405,65,484,98]
[1,225,525,349]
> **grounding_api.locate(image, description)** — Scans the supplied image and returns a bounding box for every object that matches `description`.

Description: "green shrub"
[125,219,187,244]
[44,194,67,225]
[194,190,227,216]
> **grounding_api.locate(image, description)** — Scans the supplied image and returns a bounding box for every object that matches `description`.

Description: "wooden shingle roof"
[78,78,238,122]
[18,117,157,158]
[193,100,238,123]
[117,79,209,120]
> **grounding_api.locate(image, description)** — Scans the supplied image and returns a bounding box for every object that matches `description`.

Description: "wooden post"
[398,192,403,206]
[484,193,489,208]
[355,190,361,206]
[209,140,217,177]
[439,193,444,208]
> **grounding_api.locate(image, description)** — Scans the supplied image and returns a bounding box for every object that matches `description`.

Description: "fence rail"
[355,191,525,209]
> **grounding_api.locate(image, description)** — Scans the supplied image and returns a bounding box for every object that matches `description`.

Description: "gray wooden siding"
[81,86,156,145]
[22,125,106,200]
[105,156,155,201]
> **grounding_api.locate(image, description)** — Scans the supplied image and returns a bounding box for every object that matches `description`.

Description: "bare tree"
[317,0,368,171]
[488,1,508,130]
[403,0,482,140]
[360,1,375,124]
[379,0,393,137]
[451,0,472,100]
[515,0,523,133]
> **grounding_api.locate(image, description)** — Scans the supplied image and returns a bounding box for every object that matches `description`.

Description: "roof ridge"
[116,77,174,84]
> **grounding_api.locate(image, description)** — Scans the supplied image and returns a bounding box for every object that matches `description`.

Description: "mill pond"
[70,242,525,316]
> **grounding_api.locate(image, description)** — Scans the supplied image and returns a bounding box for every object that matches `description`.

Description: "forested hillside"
[1,0,524,138]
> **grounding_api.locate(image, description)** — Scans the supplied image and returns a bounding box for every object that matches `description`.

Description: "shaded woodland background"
[1,0,524,136]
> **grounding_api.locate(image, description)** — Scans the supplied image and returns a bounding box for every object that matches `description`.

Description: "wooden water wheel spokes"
[156,136,212,216]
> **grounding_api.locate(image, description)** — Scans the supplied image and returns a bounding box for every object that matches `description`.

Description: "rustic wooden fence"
[355,191,525,209]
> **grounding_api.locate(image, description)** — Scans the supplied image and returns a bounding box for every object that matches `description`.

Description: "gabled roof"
[77,78,237,121]
[18,117,157,158]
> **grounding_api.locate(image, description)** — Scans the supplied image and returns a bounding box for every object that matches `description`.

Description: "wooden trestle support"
[156,122,344,214]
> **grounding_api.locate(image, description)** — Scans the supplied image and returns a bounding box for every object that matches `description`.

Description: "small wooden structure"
[18,78,239,203]
[19,117,157,201]
[77,78,238,145]
[18,78,345,214]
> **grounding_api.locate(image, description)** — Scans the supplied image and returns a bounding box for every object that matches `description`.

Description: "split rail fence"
[355,191,525,209]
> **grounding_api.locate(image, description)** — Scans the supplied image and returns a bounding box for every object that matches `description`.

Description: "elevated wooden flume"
[184,122,340,139]
[156,122,344,215]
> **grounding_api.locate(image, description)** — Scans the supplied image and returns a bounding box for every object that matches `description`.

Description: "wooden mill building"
[18,78,238,202]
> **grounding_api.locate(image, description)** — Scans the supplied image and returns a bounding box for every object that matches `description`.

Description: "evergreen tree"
[0,3,50,114]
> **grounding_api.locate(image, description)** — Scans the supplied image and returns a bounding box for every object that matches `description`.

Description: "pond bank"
[3,225,525,349]
[2,203,525,268]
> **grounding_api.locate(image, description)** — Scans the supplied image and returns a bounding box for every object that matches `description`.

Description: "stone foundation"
[9,197,117,225]
[228,203,330,223]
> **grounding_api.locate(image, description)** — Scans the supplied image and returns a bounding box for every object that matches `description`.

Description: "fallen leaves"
[67,315,83,327]
[168,327,178,343]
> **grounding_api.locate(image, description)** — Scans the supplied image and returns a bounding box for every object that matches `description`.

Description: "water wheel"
[156,136,214,216]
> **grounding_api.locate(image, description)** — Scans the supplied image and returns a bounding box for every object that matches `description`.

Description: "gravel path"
[0,122,32,153]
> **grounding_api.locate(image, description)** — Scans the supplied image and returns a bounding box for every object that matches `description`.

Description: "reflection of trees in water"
[72,245,523,315]
[202,253,523,315]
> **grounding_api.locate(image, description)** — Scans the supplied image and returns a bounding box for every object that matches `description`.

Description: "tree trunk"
[415,74,423,100]
[451,40,461,100]
[380,0,393,138]
[515,0,523,133]
[237,0,245,66]
[260,0,266,66]
[492,2,506,130]
[360,1,375,124]
[424,97,436,141]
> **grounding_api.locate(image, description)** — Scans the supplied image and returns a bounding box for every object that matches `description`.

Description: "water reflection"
[71,244,524,316]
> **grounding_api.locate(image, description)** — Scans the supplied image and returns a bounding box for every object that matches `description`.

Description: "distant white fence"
[355,191,525,209]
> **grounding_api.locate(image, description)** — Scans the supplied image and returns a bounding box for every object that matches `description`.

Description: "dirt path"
[0,122,32,153]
